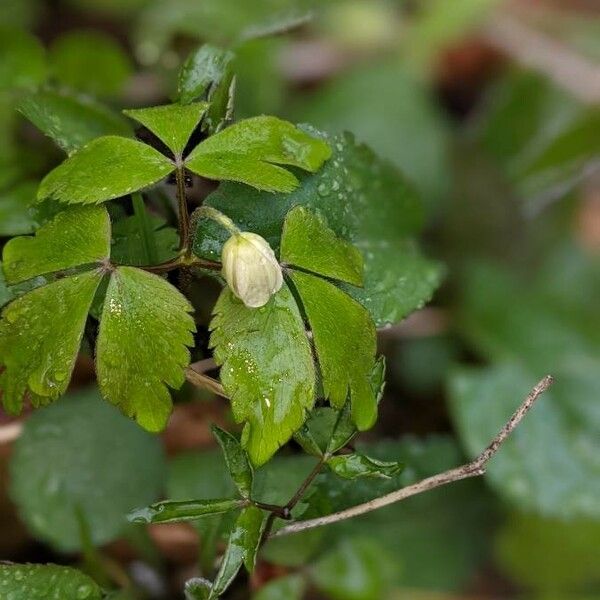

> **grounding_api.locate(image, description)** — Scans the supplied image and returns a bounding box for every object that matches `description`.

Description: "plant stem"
[175,166,191,254]
[273,375,554,538]
[193,205,240,235]
[285,457,326,512]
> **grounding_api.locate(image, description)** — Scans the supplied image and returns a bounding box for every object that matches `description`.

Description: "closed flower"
[221,232,283,308]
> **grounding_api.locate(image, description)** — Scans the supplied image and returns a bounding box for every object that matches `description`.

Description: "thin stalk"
[175,166,191,254]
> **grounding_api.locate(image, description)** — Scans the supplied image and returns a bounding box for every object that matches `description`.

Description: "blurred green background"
[0,0,599,598]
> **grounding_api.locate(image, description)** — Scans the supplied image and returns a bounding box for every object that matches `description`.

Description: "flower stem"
[193,205,240,235]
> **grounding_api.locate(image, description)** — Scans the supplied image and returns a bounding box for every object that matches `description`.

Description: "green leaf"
[9,388,165,551]
[295,360,385,457]
[449,363,600,519]
[128,498,243,524]
[212,425,254,499]
[326,453,403,480]
[3,205,110,284]
[123,102,209,156]
[210,284,316,466]
[310,537,394,600]
[0,564,102,600]
[341,238,443,327]
[111,208,178,267]
[290,271,377,430]
[96,266,195,431]
[49,30,132,97]
[0,28,46,90]
[18,88,131,154]
[495,514,600,595]
[252,575,306,600]
[38,136,175,205]
[193,131,439,326]
[0,181,36,237]
[209,506,267,599]
[0,270,102,414]
[178,44,235,105]
[186,116,331,193]
[281,206,363,285]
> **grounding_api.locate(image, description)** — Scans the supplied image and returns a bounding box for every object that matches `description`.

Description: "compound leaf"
[3,205,110,284]
[0,564,102,600]
[0,270,102,414]
[38,136,174,205]
[186,116,331,193]
[123,102,209,156]
[193,131,440,326]
[210,284,315,466]
[96,266,195,432]
[281,205,363,285]
[19,89,131,154]
[290,270,377,430]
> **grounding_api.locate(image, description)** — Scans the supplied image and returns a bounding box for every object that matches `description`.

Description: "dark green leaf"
[123,102,209,156]
[3,205,110,284]
[310,537,394,600]
[281,206,363,285]
[18,88,131,154]
[210,285,315,466]
[38,136,174,205]
[186,116,331,193]
[49,30,132,97]
[96,266,195,431]
[193,131,438,326]
[0,270,103,413]
[0,181,37,237]
[449,363,600,519]
[326,453,403,480]
[111,210,178,267]
[210,506,267,598]
[178,44,235,105]
[9,388,165,551]
[0,564,102,600]
[0,28,46,90]
[212,425,254,499]
[290,271,377,430]
[252,575,306,600]
[0,262,12,308]
[128,498,243,524]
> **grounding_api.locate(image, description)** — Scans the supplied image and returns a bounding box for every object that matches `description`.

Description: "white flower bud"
[221,232,283,308]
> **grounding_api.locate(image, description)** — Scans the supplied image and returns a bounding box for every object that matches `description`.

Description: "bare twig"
[273,375,554,538]
[185,365,228,399]
[484,14,600,104]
